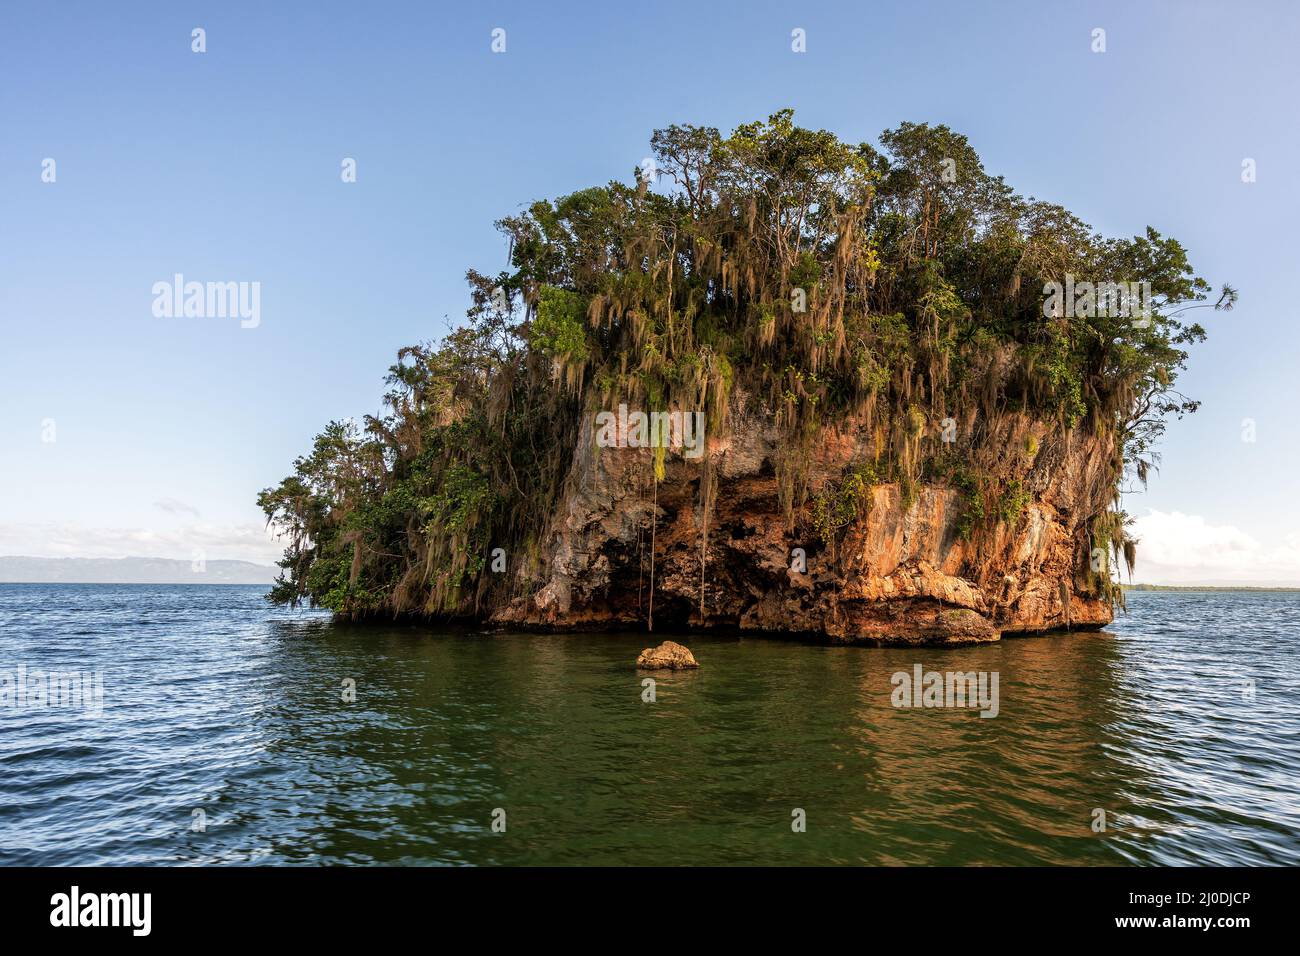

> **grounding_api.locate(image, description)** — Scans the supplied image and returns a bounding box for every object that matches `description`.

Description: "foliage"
[813,461,881,554]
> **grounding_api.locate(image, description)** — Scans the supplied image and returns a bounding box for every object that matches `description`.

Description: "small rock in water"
[636,640,699,670]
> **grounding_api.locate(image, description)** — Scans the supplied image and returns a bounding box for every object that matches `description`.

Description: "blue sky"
[2,0,1297,583]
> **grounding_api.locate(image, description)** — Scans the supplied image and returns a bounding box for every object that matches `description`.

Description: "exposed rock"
[492,389,1114,646]
[636,640,700,670]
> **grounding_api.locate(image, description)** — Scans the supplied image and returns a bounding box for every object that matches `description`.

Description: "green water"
[2,585,1296,865]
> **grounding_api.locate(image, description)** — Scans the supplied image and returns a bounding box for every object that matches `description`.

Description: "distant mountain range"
[0,556,278,584]
[1123,582,1300,592]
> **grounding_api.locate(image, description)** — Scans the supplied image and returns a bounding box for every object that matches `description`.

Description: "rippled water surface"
[0,584,1296,865]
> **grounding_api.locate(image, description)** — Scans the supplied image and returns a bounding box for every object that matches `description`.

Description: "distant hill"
[0,556,278,584]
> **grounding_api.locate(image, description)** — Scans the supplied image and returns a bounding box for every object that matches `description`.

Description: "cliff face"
[493,393,1114,645]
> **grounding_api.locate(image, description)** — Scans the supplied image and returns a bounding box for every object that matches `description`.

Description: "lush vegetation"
[259,112,1232,617]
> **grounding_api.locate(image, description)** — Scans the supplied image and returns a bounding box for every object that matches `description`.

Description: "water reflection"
[1,585,1296,865]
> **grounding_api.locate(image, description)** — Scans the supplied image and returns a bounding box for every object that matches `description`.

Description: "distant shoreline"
[0,580,271,586]
[1123,584,1300,593]
[0,556,277,586]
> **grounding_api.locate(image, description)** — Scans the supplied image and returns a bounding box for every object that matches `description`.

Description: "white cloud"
[1129,510,1300,586]
[153,497,202,517]
[0,521,285,566]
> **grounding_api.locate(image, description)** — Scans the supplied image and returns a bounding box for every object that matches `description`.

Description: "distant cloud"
[1130,510,1300,586]
[0,521,284,565]
[153,496,202,517]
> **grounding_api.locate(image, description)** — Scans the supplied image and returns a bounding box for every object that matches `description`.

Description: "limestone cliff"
[494,391,1113,645]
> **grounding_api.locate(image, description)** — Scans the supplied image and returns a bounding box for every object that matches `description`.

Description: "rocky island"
[260,112,1232,645]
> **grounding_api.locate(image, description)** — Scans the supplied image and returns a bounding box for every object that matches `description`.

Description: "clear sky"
[2,0,1297,584]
